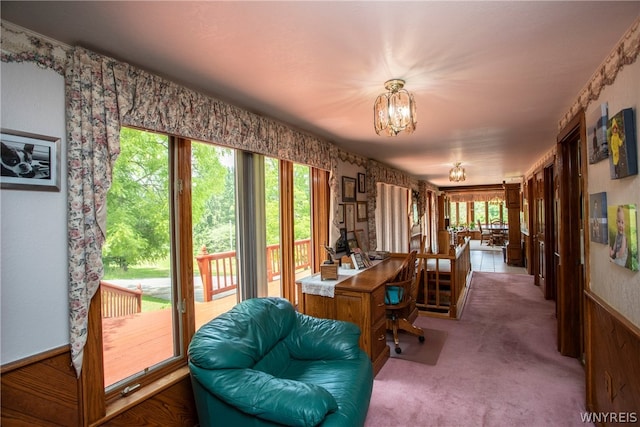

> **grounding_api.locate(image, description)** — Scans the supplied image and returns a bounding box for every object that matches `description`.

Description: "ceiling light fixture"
[373,79,417,136]
[449,162,466,182]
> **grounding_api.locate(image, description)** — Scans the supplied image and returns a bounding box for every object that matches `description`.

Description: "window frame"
[81,134,330,422]
[83,135,194,415]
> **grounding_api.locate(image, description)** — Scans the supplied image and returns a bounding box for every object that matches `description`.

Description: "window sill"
[91,366,190,426]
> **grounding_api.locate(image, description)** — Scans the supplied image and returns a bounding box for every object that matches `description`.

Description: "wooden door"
[543,164,556,300]
[535,171,546,293]
[556,112,586,358]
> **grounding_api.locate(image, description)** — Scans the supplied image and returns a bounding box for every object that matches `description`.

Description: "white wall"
[586,59,640,328]
[1,61,69,363]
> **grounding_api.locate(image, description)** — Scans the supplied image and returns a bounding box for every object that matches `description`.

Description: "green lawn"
[103,261,170,280]
[142,295,171,312]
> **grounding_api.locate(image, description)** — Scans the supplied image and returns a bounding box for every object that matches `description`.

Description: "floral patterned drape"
[66,47,122,375]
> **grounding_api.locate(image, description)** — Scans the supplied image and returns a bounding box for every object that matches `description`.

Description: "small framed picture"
[589,192,608,244]
[1,129,61,192]
[358,173,366,193]
[342,176,356,202]
[588,103,608,164]
[345,203,355,231]
[357,201,368,222]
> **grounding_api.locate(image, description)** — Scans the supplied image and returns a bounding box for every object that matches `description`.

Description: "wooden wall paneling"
[1,346,81,426]
[102,376,197,426]
[586,292,640,416]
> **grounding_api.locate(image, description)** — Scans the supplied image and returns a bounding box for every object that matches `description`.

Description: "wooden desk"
[296,256,405,375]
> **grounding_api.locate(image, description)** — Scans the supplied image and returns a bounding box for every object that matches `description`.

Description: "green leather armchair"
[188,297,374,427]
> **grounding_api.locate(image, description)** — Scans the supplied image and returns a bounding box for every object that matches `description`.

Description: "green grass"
[103,261,171,280]
[142,295,171,312]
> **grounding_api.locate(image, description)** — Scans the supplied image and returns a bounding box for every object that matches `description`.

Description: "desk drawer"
[371,316,388,359]
[372,286,386,321]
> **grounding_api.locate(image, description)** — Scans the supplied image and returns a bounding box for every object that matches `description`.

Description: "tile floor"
[468,239,528,274]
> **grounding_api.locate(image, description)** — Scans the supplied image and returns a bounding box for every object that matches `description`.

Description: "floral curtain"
[66,47,122,375]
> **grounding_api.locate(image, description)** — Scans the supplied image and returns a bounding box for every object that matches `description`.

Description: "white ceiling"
[3,1,640,187]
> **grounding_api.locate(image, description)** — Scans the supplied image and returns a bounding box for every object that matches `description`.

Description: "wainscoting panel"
[103,377,197,426]
[2,347,199,426]
[1,346,80,426]
[586,292,640,415]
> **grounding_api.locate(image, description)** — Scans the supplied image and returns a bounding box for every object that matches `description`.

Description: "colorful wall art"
[588,103,608,164]
[589,192,608,244]
[607,204,638,271]
[608,108,638,179]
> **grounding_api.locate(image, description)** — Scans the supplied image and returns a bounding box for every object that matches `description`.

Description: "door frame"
[556,111,588,358]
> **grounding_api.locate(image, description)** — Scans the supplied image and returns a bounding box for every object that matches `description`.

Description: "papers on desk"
[300,263,379,297]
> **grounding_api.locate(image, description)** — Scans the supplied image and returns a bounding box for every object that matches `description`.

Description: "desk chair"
[477,220,491,245]
[384,250,425,354]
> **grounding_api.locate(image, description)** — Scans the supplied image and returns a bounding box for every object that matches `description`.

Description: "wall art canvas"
[607,203,638,271]
[588,103,608,164]
[589,192,608,244]
[608,108,638,179]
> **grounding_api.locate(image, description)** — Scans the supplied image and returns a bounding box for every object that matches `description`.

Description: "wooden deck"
[102,276,306,387]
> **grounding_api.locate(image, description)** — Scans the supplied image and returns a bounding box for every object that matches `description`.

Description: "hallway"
[469,240,527,274]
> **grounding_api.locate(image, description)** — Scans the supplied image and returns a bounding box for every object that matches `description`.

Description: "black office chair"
[384,250,425,354]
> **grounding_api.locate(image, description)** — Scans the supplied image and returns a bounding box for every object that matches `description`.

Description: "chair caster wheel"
[419,336,425,343]
[395,347,402,354]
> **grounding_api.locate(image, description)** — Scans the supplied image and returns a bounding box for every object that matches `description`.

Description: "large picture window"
[94,127,327,406]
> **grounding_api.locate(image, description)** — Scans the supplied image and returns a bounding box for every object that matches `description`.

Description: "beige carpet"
[387,326,447,366]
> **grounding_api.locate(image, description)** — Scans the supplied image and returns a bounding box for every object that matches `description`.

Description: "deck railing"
[196,239,311,302]
[100,281,143,318]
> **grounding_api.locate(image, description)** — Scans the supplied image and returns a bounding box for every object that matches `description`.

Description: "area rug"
[386,326,447,366]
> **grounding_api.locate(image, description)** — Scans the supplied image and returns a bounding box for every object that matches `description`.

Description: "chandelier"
[373,79,417,136]
[449,162,466,182]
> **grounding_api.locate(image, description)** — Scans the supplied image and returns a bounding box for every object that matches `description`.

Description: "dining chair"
[478,220,491,245]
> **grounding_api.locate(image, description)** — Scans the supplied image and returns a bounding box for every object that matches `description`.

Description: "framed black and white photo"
[357,172,366,193]
[337,203,345,224]
[1,129,60,191]
[342,176,356,202]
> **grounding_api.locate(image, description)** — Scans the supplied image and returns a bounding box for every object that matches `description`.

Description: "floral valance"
[446,191,505,203]
[117,63,333,171]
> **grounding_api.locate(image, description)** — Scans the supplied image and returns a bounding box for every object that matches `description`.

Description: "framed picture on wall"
[588,103,608,164]
[1,129,61,192]
[337,204,345,224]
[345,203,355,231]
[608,108,638,179]
[342,176,356,202]
[607,203,638,271]
[589,192,608,244]
[357,201,368,221]
[358,173,366,193]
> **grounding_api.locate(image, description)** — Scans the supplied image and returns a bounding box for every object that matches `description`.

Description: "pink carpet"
[365,272,588,427]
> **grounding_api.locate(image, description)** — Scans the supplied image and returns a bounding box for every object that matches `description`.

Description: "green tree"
[104,128,170,266]
[191,143,235,254]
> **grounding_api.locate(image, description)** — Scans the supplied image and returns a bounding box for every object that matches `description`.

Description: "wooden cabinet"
[296,257,405,375]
